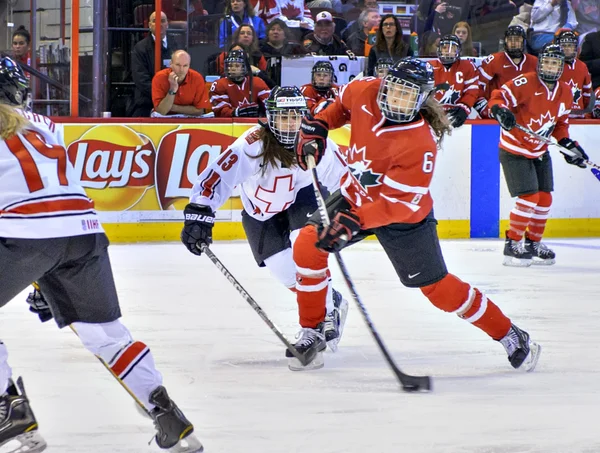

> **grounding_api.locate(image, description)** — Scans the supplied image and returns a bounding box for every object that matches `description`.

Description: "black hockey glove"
[473,97,489,118]
[295,115,329,171]
[490,105,516,131]
[181,203,215,255]
[234,104,259,117]
[26,285,53,323]
[316,209,361,253]
[447,105,469,128]
[558,138,589,169]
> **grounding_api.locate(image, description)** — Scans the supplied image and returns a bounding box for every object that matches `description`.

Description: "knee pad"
[536,191,552,208]
[420,274,472,314]
[293,225,329,276]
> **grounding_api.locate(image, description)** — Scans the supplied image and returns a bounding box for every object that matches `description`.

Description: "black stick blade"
[400,375,432,393]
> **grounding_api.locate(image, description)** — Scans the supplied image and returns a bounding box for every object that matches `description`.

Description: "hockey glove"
[473,97,489,119]
[593,105,600,120]
[234,104,259,117]
[447,105,469,128]
[295,115,329,171]
[181,204,215,255]
[316,209,361,253]
[490,105,516,131]
[26,285,53,323]
[558,138,589,169]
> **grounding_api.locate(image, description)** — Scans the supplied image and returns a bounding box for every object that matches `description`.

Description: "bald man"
[131,11,179,117]
[152,50,209,116]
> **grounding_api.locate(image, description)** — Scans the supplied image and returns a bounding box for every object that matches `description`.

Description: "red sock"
[527,191,552,241]
[507,193,540,241]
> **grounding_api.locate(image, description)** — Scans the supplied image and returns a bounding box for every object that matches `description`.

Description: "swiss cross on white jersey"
[346,145,383,189]
[254,174,295,214]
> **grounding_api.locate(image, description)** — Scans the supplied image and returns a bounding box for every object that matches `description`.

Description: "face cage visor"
[266,107,309,148]
[312,69,333,90]
[225,59,247,82]
[437,41,460,65]
[376,75,426,123]
[538,55,564,82]
[504,35,524,58]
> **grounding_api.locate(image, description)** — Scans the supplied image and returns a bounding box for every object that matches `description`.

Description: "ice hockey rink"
[3,238,600,453]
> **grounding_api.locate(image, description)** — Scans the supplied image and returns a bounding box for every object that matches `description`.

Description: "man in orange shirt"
[152,50,209,116]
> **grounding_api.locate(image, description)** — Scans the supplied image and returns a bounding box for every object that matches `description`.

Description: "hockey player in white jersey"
[0,57,203,453]
[181,86,350,364]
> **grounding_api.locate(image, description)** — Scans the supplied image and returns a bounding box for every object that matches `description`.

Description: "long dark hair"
[253,125,296,174]
[233,24,260,55]
[375,14,407,56]
[420,96,452,146]
[225,0,254,17]
[12,26,31,44]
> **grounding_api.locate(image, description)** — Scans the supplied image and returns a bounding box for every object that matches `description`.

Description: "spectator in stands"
[303,11,354,56]
[11,26,31,68]
[452,21,477,56]
[131,11,179,117]
[373,57,393,77]
[152,50,209,116]
[366,15,411,76]
[232,43,276,87]
[530,0,578,54]
[210,49,270,117]
[341,0,377,39]
[300,61,339,114]
[510,1,533,30]
[580,30,600,89]
[219,0,267,48]
[417,0,468,37]
[260,19,308,57]
[570,0,599,38]
[419,30,441,56]
[259,0,315,42]
[346,8,380,56]
[217,25,269,74]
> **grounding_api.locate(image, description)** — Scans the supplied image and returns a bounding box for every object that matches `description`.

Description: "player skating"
[488,44,589,266]
[181,86,350,356]
[0,57,203,453]
[290,58,541,372]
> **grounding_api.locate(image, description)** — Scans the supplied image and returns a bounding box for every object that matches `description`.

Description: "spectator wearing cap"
[303,11,354,56]
[530,0,578,54]
[346,8,380,56]
[152,50,209,116]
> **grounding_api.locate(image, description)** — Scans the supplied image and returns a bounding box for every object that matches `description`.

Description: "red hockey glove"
[316,209,361,253]
[295,115,329,171]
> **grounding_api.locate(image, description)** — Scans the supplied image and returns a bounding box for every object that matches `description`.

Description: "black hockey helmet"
[377,57,434,123]
[504,25,526,59]
[375,57,394,78]
[0,56,31,110]
[437,34,461,66]
[265,86,309,149]
[537,43,565,83]
[554,29,578,63]
[225,49,248,83]
[311,60,334,91]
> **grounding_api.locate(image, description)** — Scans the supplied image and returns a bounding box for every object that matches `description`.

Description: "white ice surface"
[3,239,600,453]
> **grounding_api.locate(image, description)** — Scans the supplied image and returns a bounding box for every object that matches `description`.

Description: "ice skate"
[498,324,541,372]
[149,386,203,453]
[286,326,326,371]
[0,377,46,453]
[322,289,349,352]
[502,232,532,267]
[525,234,556,265]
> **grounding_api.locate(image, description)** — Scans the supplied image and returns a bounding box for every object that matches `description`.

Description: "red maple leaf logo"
[281,2,302,19]
[527,111,555,139]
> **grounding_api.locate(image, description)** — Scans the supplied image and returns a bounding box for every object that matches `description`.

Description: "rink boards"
[58,118,600,242]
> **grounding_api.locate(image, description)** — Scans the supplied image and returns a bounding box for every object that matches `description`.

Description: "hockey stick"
[199,243,312,366]
[514,123,600,181]
[306,155,432,392]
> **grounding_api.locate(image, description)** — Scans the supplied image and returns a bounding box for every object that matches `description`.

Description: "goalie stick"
[200,243,313,366]
[306,154,432,392]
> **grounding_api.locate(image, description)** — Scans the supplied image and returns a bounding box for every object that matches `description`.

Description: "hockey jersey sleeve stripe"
[0,197,95,216]
[465,76,479,85]
[382,175,429,195]
[501,86,518,107]
[200,170,221,199]
[479,67,493,81]
[380,194,421,212]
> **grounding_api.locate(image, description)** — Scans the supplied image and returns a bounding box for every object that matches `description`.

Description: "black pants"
[499,148,554,197]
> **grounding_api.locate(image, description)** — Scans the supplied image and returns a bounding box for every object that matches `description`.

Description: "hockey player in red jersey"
[0,58,203,453]
[181,87,350,355]
[209,49,270,117]
[488,44,589,267]
[289,58,541,373]
[554,29,594,118]
[374,57,394,78]
[430,35,479,128]
[300,61,339,115]
[476,25,538,118]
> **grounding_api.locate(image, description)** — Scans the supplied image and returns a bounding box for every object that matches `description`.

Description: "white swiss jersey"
[0,109,102,239]
[190,126,348,221]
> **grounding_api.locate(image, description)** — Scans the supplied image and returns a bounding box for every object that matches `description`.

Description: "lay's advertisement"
[63,121,351,242]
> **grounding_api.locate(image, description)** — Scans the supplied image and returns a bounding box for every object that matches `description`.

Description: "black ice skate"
[322,289,349,353]
[503,232,532,267]
[498,324,541,372]
[286,326,326,371]
[524,234,556,265]
[0,377,46,453]
[149,386,203,453]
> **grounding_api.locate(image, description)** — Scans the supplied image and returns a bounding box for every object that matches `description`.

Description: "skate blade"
[327,298,349,353]
[521,342,541,373]
[503,256,532,267]
[288,351,324,371]
[0,431,47,453]
[531,257,555,265]
[168,433,204,453]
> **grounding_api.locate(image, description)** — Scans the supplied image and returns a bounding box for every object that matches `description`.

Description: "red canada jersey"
[488,72,573,159]
[478,52,538,99]
[300,84,339,115]
[430,59,480,110]
[209,76,271,117]
[559,58,592,116]
[316,77,439,229]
